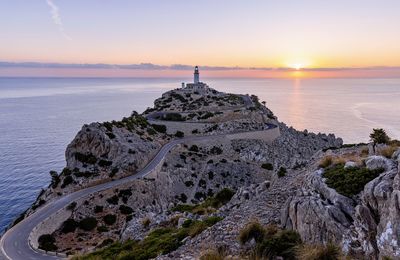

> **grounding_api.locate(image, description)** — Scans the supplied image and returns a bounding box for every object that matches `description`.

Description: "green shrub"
[94,205,103,213]
[98,159,112,167]
[79,217,98,231]
[175,131,184,138]
[151,124,167,133]
[172,188,235,214]
[210,146,223,155]
[97,225,109,233]
[49,170,60,188]
[119,205,134,215]
[106,132,116,139]
[184,180,194,187]
[38,234,57,251]
[74,152,97,164]
[277,167,287,177]
[323,164,384,197]
[61,218,78,233]
[239,221,266,244]
[106,195,119,205]
[189,145,199,152]
[66,202,77,211]
[163,113,185,121]
[103,214,117,225]
[261,163,274,170]
[61,175,73,188]
[256,230,302,259]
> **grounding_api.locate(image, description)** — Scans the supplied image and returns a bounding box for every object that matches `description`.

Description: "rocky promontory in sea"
[11,81,400,259]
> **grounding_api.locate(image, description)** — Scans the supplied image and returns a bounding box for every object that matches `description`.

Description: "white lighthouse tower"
[194,66,200,84]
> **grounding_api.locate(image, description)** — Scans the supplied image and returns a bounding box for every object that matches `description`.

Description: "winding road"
[0,94,276,260]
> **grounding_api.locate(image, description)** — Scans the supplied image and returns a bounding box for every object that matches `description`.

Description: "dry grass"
[296,243,343,260]
[142,217,151,228]
[379,145,399,159]
[238,220,267,244]
[200,248,226,260]
[319,152,366,169]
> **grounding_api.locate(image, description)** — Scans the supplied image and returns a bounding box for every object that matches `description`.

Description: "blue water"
[0,77,399,233]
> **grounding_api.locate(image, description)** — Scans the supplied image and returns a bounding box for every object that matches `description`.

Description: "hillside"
[5,84,399,259]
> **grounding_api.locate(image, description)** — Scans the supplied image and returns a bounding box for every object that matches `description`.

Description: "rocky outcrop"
[233,123,342,170]
[282,150,400,259]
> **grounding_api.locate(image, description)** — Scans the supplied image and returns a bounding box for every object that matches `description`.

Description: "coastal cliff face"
[28,86,400,259]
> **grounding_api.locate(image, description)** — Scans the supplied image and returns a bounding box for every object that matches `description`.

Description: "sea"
[0,77,399,233]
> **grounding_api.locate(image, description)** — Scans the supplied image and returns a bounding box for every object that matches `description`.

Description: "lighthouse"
[194,66,200,84]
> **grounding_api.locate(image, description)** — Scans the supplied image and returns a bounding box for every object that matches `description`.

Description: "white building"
[183,66,209,93]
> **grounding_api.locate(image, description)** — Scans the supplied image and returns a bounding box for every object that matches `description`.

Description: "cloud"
[45,0,71,40]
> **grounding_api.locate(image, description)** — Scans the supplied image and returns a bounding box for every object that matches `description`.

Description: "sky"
[1,0,400,78]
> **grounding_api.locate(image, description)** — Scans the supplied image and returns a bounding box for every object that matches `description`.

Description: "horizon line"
[1,61,400,72]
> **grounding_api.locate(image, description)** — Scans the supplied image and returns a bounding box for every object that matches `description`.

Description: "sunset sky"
[1,0,400,77]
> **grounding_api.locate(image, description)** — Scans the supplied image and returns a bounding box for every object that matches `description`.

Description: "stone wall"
[226,126,280,143]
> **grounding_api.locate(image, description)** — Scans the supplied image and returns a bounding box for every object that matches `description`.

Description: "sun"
[290,63,304,70]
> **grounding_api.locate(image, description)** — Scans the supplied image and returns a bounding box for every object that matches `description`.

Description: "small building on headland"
[182,66,209,94]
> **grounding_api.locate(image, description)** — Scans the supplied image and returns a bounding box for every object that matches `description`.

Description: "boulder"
[344,161,357,169]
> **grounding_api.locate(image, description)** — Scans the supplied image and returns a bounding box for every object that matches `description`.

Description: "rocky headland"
[5,84,400,260]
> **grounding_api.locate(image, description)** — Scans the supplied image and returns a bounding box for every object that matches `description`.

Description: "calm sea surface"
[0,77,399,233]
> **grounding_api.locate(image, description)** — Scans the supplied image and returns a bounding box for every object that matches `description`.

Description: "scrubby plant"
[79,217,98,231]
[94,205,103,213]
[277,167,287,177]
[61,218,78,233]
[323,164,384,197]
[256,229,302,259]
[261,163,274,170]
[175,131,184,138]
[103,214,117,225]
[189,145,199,152]
[172,188,235,214]
[61,175,74,188]
[142,217,151,228]
[379,145,398,159]
[239,221,266,244]
[76,216,223,259]
[106,195,119,205]
[74,152,97,164]
[49,170,60,188]
[97,225,109,233]
[319,156,334,168]
[66,202,77,211]
[296,243,342,260]
[38,234,57,251]
[98,159,112,167]
[238,221,301,259]
[119,205,134,215]
[210,146,223,155]
[151,124,167,133]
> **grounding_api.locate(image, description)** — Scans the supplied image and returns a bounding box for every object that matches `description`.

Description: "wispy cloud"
[45,0,71,40]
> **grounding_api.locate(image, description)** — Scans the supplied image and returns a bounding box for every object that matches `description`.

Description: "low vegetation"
[323,164,384,197]
[296,243,342,260]
[172,188,235,215]
[38,234,57,251]
[261,163,273,171]
[277,167,287,177]
[74,216,223,260]
[238,220,302,259]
